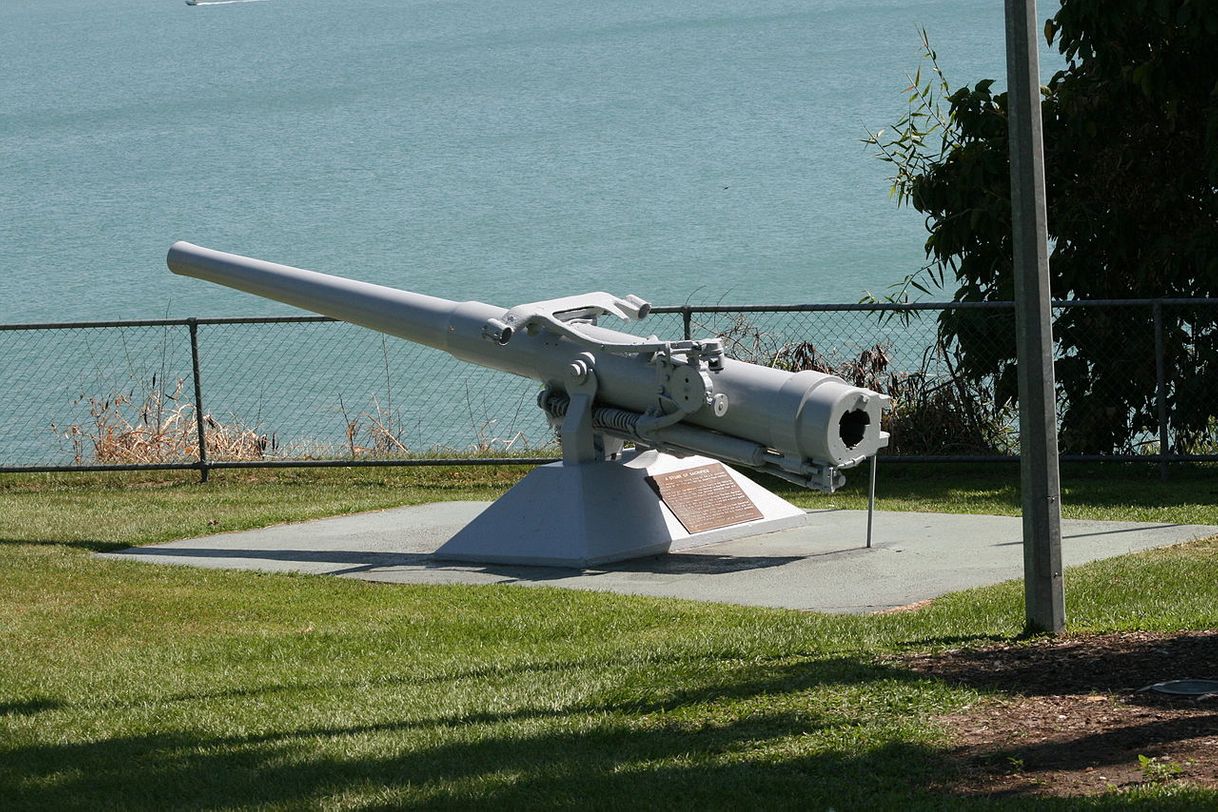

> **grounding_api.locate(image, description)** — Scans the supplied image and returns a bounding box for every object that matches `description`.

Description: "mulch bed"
[893,630,1218,796]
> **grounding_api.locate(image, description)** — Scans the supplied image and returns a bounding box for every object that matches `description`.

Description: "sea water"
[0,0,1059,463]
[0,0,1061,322]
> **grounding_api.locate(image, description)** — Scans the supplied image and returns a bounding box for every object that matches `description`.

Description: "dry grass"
[52,378,269,464]
[339,394,409,457]
[51,380,549,465]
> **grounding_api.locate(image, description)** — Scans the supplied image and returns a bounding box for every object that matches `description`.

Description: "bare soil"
[894,630,1218,797]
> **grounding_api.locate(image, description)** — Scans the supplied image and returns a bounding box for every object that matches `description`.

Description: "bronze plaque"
[647,463,764,534]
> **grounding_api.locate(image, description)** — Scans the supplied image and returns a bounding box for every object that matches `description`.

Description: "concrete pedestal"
[433,450,808,567]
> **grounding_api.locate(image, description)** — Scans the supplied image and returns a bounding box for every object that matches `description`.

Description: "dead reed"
[52,377,269,464]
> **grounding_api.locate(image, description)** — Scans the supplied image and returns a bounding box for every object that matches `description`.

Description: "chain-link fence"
[2,300,1216,478]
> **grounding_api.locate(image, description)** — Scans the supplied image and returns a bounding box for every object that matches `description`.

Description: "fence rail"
[2,299,1216,479]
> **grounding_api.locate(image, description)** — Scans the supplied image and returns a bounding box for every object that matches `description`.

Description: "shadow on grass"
[4,652,1212,808]
[0,656,959,808]
[1,719,936,809]
[0,698,65,717]
[0,537,135,553]
[3,655,925,808]
[2,710,1203,809]
[51,652,920,713]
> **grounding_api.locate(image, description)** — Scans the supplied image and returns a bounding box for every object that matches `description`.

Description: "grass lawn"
[1,463,1216,808]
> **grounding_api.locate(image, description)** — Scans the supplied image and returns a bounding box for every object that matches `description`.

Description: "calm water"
[0,0,1058,324]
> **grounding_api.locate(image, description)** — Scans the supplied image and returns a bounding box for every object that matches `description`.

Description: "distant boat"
[185,0,198,5]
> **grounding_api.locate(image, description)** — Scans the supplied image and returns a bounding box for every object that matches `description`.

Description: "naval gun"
[168,241,890,566]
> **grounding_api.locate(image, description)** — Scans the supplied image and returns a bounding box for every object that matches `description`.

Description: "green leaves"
[865,1,1218,453]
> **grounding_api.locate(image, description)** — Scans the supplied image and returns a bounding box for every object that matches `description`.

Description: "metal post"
[865,453,876,549]
[188,318,210,483]
[1153,300,1169,482]
[1005,0,1064,633]
[682,306,693,340]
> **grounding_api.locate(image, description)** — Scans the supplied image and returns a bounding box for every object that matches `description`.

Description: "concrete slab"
[100,503,1218,613]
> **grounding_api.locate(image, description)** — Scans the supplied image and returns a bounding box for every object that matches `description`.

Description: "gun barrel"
[168,241,501,355]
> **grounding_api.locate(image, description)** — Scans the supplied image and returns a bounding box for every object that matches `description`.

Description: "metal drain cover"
[1144,679,1218,696]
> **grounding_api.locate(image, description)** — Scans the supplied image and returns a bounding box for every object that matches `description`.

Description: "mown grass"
[2,461,1216,553]
[1,463,1216,808]
[819,461,1218,525]
[0,465,529,552]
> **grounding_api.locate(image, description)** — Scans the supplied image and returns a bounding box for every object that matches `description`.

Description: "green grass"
[817,461,1218,525]
[0,465,530,552]
[3,461,1216,553]
[1,464,1216,808]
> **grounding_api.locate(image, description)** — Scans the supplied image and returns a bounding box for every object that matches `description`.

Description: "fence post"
[682,306,693,340]
[1153,300,1168,482]
[188,318,209,483]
